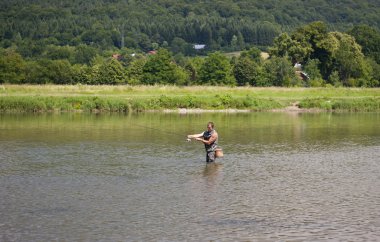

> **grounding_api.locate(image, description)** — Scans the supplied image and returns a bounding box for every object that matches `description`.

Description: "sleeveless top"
[203,129,218,152]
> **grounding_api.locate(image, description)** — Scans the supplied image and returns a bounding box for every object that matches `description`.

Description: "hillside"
[1,0,379,56]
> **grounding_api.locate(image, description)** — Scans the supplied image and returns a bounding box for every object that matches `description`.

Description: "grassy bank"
[0,85,379,113]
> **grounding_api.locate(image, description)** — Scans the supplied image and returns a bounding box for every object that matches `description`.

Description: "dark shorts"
[206,151,215,163]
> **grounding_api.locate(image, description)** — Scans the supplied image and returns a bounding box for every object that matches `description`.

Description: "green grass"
[299,97,380,112]
[0,85,379,113]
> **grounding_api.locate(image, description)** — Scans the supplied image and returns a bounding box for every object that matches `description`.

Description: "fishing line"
[132,123,188,140]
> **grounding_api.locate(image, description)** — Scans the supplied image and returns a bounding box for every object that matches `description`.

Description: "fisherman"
[187,121,219,163]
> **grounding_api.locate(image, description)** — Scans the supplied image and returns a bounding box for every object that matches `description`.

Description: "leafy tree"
[330,32,367,84]
[304,59,322,82]
[170,37,187,54]
[74,44,98,65]
[263,56,298,86]
[24,60,44,84]
[240,47,262,63]
[199,52,235,86]
[96,58,126,85]
[24,59,75,84]
[126,58,147,85]
[16,40,45,58]
[47,60,76,84]
[236,32,245,50]
[72,65,92,84]
[230,35,238,51]
[328,71,341,87]
[44,45,75,62]
[269,33,311,64]
[292,21,329,61]
[366,58,380,87]
[269,21,372,84]
[348,25,380,64]
[142,48,180,85]
[172,66,189,86]
[233,57,262,86]
[0,49,25,84]
[184,57,204,85]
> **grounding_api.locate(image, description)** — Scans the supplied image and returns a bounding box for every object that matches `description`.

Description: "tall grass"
[0,95,284,113]
[299,97,380,112]
[1,85,379,99]
[1,85,379,113]
[0,96,131,113]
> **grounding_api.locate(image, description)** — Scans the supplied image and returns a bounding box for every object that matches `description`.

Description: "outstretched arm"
[187,132,204,139]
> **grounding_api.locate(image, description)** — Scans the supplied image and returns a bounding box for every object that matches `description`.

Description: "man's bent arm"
[197,132,217,145]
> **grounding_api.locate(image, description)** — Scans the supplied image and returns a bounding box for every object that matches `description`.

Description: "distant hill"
[1,0,379,55]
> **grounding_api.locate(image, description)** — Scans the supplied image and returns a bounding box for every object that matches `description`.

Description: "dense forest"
[0,0,380,87]
[1,0,379,54]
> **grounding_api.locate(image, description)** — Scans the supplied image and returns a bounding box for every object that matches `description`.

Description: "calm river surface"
[0,112,379,241]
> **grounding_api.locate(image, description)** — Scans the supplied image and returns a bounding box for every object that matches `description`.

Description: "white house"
[193,44,206,50]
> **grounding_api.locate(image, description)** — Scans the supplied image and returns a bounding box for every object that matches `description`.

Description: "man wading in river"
[187,122,219,163]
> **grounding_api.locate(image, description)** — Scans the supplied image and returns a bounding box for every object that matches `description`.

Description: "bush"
[309,79,326,87]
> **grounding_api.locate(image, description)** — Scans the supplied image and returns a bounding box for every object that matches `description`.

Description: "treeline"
[1,0,379,57]
[1,22,380,87]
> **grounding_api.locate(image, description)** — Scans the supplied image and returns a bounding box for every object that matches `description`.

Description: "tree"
[74,44,98,64]
[263,56,298,87]
[184,57,204,85]
[304,59,322,82]
[0,49,25,84]
[328,71,341,87]
[366,58,380,87]
[97,58,126,85]
[330,32,367,84]
[269,33,311,64]
[126,57,147,85]
[142,48,181,85]
[230,35,238,51]
[44,45,75,61]
[348,25,380,64]
[233,57,262,86]
[199,52,235,86]
[237,32,245,50]
[72,64,92,84]
[170,37,186,54]
[47,59,76,84]
[240,46,263,63]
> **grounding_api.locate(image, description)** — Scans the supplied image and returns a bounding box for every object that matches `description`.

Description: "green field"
[1,85,379,113]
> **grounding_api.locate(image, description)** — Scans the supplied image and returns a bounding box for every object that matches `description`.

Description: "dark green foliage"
[270,21,377,86]
[0,6,379,88]
[304,59,322,83]
[141,49,186,85]
[1,0,379,58]
[240,47,262,64]
[263,57,299,87]
[366,58,380,87]
[199,52,235,86]
[348,25,380,64]
[0,49,25,84]
[96,58,126,85]
[233,57,262,86]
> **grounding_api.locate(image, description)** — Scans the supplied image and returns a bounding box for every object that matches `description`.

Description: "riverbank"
[0,85,379,113]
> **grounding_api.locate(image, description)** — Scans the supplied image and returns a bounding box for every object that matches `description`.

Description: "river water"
[0,112,379,241]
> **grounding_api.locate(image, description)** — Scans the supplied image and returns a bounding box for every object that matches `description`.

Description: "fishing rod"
[132,123,191,141]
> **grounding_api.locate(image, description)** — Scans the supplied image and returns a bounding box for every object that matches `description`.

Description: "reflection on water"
[0,112,379,241]
[202,163,223,182]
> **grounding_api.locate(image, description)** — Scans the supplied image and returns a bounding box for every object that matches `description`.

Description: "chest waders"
[203,129,218,162]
